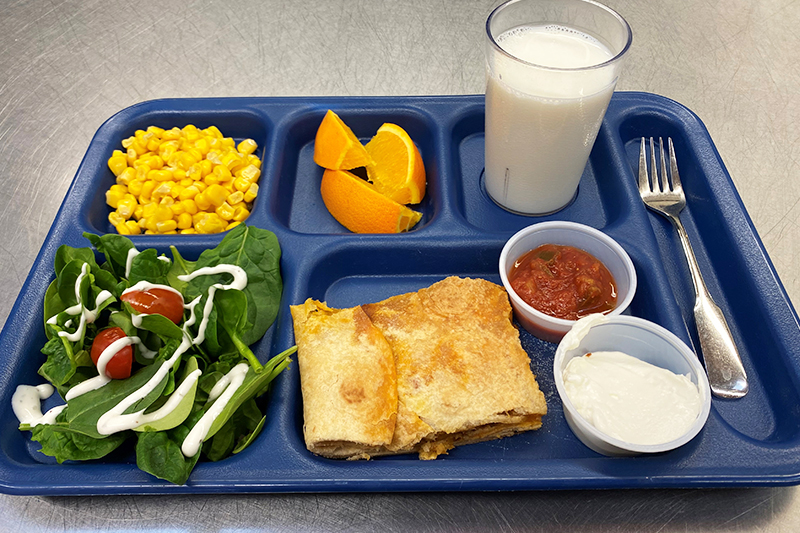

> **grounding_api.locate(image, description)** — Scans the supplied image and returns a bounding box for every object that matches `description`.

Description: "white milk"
[485,24,617,214]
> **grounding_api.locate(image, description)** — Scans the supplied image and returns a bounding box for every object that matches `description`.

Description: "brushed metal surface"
[1,0,799,530]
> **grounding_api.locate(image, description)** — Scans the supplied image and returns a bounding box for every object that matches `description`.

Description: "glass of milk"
[484,0,632,215]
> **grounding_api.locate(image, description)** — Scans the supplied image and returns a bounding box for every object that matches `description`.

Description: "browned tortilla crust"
[290,299,397,458]
[361,276,547,459]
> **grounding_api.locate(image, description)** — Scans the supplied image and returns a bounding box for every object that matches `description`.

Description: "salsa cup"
[499,221,636,342]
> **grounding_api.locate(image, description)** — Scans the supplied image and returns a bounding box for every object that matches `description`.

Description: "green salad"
[13,224,293,485]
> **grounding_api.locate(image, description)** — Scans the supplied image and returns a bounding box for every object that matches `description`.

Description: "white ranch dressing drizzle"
[45,263,113,341]
[11,384,66,427]
[181,362,249,457]
[177,265,247,345]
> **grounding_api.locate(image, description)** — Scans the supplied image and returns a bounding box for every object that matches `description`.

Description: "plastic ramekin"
[499,221,637,343]
[553,315,712,456]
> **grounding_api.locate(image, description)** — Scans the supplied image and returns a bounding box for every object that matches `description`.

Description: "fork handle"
[668,214,749,398]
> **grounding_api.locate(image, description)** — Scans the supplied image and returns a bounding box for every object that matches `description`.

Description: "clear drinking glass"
[484,0,632,215]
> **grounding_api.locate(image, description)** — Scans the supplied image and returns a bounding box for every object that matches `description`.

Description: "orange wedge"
[313,110,374,170]
[365,123,426,204]
[320,169,422,233]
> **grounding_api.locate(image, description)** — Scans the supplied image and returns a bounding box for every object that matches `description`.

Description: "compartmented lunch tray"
[2,93,800,495]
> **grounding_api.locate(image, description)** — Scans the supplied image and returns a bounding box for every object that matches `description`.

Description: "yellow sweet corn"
[244,183,258,203]
[105,124,258,234]
[237,139,257,155]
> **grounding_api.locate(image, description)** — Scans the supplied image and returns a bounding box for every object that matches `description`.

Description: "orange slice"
[320,169,422,233]
[313,110,374,170]
[365,123,426,204]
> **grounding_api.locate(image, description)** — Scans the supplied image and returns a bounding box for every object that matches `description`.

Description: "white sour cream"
[563,350,702,445]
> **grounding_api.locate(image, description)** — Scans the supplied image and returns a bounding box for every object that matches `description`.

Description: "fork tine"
[668,137,682,190]
[649,137,658,191]
[658,137,670,192]
[638,137,650,193]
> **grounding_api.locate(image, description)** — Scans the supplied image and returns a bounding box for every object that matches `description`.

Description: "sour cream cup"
[553,314,712,456]
[499,221,636,342]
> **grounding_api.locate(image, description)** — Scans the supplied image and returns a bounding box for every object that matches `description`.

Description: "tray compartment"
[81,102,273,235]
[275,105,438,235]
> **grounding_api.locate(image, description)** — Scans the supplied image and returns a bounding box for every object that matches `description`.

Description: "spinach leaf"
[43,280,67,336]
[185,225,282,345]
[213,289,262,372]
[203,345,294,441]
[30,423,128,463]
[133,357,199,433]
[38,337,78,391]
[135,411,202,485]
[83,232,135,279]
[128,248,172,286]
[202,398,262,462]
[232,414,266,455]
[167,245,195,293]
[56,259,89,308]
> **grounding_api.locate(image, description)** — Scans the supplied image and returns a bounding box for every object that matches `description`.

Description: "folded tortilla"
[291,277,547,460]
[290,299,397,459]
[362,276,547,459]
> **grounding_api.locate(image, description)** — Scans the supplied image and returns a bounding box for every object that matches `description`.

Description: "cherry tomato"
[90,327,133,380]
[121,287,184,324]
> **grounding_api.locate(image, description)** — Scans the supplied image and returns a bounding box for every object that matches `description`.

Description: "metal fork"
[639,137,748,399]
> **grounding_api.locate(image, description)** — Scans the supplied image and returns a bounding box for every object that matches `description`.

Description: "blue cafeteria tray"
[1,93,800,495]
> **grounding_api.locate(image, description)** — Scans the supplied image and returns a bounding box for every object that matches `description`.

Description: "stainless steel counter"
[1,0,799,530]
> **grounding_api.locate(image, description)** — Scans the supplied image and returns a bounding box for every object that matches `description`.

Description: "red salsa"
[509,244,617,320]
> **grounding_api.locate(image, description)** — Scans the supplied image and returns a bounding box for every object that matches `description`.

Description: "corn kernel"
[118,197,137,219]
[172,168,187,181]
[180,228,197,235]
[220,151,243,172]
[163,127,181,141]
[179,178,193,187]
[116,223,132,235]
[237,139,258,155]
[232,205,250,222]
[227,190,244,205]
[204,125,222,138]
[117,167,136,185]
[199,159,213,177]
[195,192,211,210]
[233,177,250,193]
[206,184,228,207]
[133,205,144,220]
[108,156,127,177]
[154,205,173,222]
[158,140,180,160]
[109,211,125,227]
[221,137,236,149]
[170,184,184,199]
[138,217,148,229]
[127,179,143,197]
[124,220,141,235]
[179,185,199,201]
[213,165,232,181]
[240,164,260,183]
[216,202,235,221]
[147,125,164,136]
[159,195,175,206]
[121,137,135,149]
[136,164,151,182]
[203,173,220,186]
[156,220,178,232]
[194,137,210,155]
[244,183,258,203]
[106,189,124,209]
[194,181,207,192]
[170,202,186,216]
[248,155,262,168]
[142,202,158,218]
[177,212,192,229]
[181,199,198,214]
[225,221,242,231]
[146,138,161,152]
